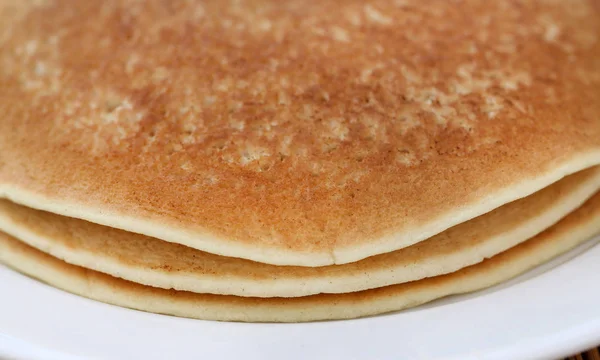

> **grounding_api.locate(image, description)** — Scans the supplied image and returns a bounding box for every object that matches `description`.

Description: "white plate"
[1,235,599,360]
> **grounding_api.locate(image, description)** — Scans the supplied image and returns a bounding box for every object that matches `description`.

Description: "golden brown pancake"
[0,167,598,297]
[1,192,599,322]
[1,0,600,266]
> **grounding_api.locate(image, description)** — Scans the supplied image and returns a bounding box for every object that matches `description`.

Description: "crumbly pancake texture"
[1,0,600,265]
[0,167,599,297]
[1,192,600,322]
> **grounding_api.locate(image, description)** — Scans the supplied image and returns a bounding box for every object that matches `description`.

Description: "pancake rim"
[0,166,599,297]
[2,152,600,267]
[0,191,599,322]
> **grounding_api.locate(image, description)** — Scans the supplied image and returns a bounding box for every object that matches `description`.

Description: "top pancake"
[1,0,600,266]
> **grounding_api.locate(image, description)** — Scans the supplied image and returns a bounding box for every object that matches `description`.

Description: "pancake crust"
[1,193,600,322]
[0,167,599,297]
[1,0,600,265]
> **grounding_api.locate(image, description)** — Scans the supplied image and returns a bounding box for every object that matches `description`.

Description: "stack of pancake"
[1,0,599,323]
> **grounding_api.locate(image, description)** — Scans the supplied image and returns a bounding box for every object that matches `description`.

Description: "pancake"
[2,192,600,322]
[1,0,600,266]
[0,167,598,298]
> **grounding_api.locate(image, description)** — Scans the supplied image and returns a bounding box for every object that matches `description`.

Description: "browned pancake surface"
[1,0,600,265]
